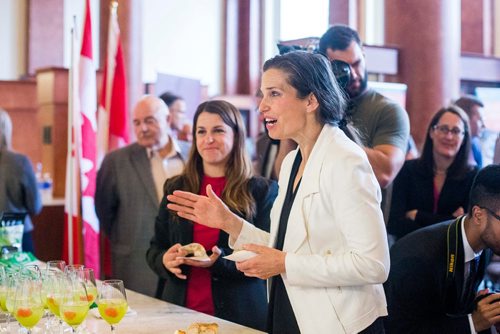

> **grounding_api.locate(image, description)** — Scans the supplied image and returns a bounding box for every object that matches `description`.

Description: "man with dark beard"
[319,25,409,189]
[384,164,500,333]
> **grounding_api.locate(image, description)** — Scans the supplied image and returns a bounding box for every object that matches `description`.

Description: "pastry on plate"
[187,322,218,334]
[181,243,208,258]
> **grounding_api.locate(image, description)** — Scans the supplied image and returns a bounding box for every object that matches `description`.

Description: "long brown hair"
[181,100,255,219]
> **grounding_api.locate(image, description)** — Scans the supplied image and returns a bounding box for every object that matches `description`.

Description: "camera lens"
[331,60,351,89]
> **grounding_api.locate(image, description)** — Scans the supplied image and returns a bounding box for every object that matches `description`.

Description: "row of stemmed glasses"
[44,261,128,333]
[0,262,127,333]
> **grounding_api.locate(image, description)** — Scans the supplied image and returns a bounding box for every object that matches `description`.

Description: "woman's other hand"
[236,244,286,280]
[162,243,188,279]
[167,184,243,237]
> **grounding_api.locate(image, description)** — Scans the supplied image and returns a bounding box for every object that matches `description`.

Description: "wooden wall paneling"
[27,0,65,75]
[0,80,40,164]
[36,67,69,198]
[32,204,64,261]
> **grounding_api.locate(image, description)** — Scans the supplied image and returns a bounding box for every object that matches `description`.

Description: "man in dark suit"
[385,164,500,333]
[95,96,189,297]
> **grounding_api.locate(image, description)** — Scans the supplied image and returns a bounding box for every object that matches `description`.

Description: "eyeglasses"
[432,125,465,137]
[480,206,500,221]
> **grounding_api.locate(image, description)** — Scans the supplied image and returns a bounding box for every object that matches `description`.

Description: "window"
[279,0,329,41]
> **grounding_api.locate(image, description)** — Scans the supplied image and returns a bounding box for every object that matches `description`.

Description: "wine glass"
[69,268,97,332]
[13,277,44,333]
[5,270,20,330]
[77,268,97,306]
[97,280,128,333]
[59,276,89,333]
[21,264,42,281]
[65,264,85,276]
[42,269,63,332]
[45,270,66,332]
[46,260,66,273]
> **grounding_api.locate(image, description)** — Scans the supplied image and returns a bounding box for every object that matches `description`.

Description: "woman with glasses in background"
[388,105,479,240]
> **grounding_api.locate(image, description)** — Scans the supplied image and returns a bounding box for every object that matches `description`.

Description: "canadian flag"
[64,0,100,277]
[98,1,129,163]
[97,1,129,277]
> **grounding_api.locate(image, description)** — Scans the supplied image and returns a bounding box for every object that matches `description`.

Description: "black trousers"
[359,317,385,334]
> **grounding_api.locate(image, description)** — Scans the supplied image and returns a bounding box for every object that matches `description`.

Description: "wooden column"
[385,0,461,148]
[461,0,494,56]
[27,0,65,75]
[0,80,39,164]
[100,0,142,124]
[329,0,360,29]
[35,67,69,198]
[223,0,263,95]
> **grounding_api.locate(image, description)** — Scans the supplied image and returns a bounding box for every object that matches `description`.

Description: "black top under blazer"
[388,159,478,239]
[384,219,491,334]
[146,175,278,331]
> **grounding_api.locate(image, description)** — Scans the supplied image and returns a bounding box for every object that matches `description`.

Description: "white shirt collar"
[147,135,181,159]
[461,215,482,263]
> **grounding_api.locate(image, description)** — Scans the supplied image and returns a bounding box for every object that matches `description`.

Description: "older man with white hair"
[96,95,189,296]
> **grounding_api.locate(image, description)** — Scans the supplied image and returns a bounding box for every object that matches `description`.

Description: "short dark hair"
[468,164,500,213]
[159,91,182,107]
[319,24,362,54]
[418,105,472,179]
[454,94,484,118]
[262,51,346,126]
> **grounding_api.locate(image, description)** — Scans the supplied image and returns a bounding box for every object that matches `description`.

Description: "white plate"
[223,250,258,262]
[176,256,211,262]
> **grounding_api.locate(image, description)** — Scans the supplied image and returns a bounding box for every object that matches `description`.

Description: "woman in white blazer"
[167,51,390,334]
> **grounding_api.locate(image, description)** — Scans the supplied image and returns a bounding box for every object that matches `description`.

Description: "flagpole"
[105,1,119,152]
[67,16,78,264]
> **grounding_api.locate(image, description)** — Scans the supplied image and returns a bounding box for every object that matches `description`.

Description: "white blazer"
[234,125,390,334]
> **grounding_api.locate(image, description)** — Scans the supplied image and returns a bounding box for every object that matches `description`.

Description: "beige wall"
[363,0,384,45]
[142,0,223,96]
[0,0,27,80]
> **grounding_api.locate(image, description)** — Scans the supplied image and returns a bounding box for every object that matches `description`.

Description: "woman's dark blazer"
[388,159,478,239]
[146,175,278,331]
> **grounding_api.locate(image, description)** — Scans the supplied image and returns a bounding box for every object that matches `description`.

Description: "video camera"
[276,43,351,90]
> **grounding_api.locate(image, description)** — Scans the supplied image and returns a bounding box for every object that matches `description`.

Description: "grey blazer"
[0,149,42,232]
[95,142,188,296]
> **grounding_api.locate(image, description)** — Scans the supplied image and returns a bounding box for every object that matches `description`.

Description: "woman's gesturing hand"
[167,184,243,237]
